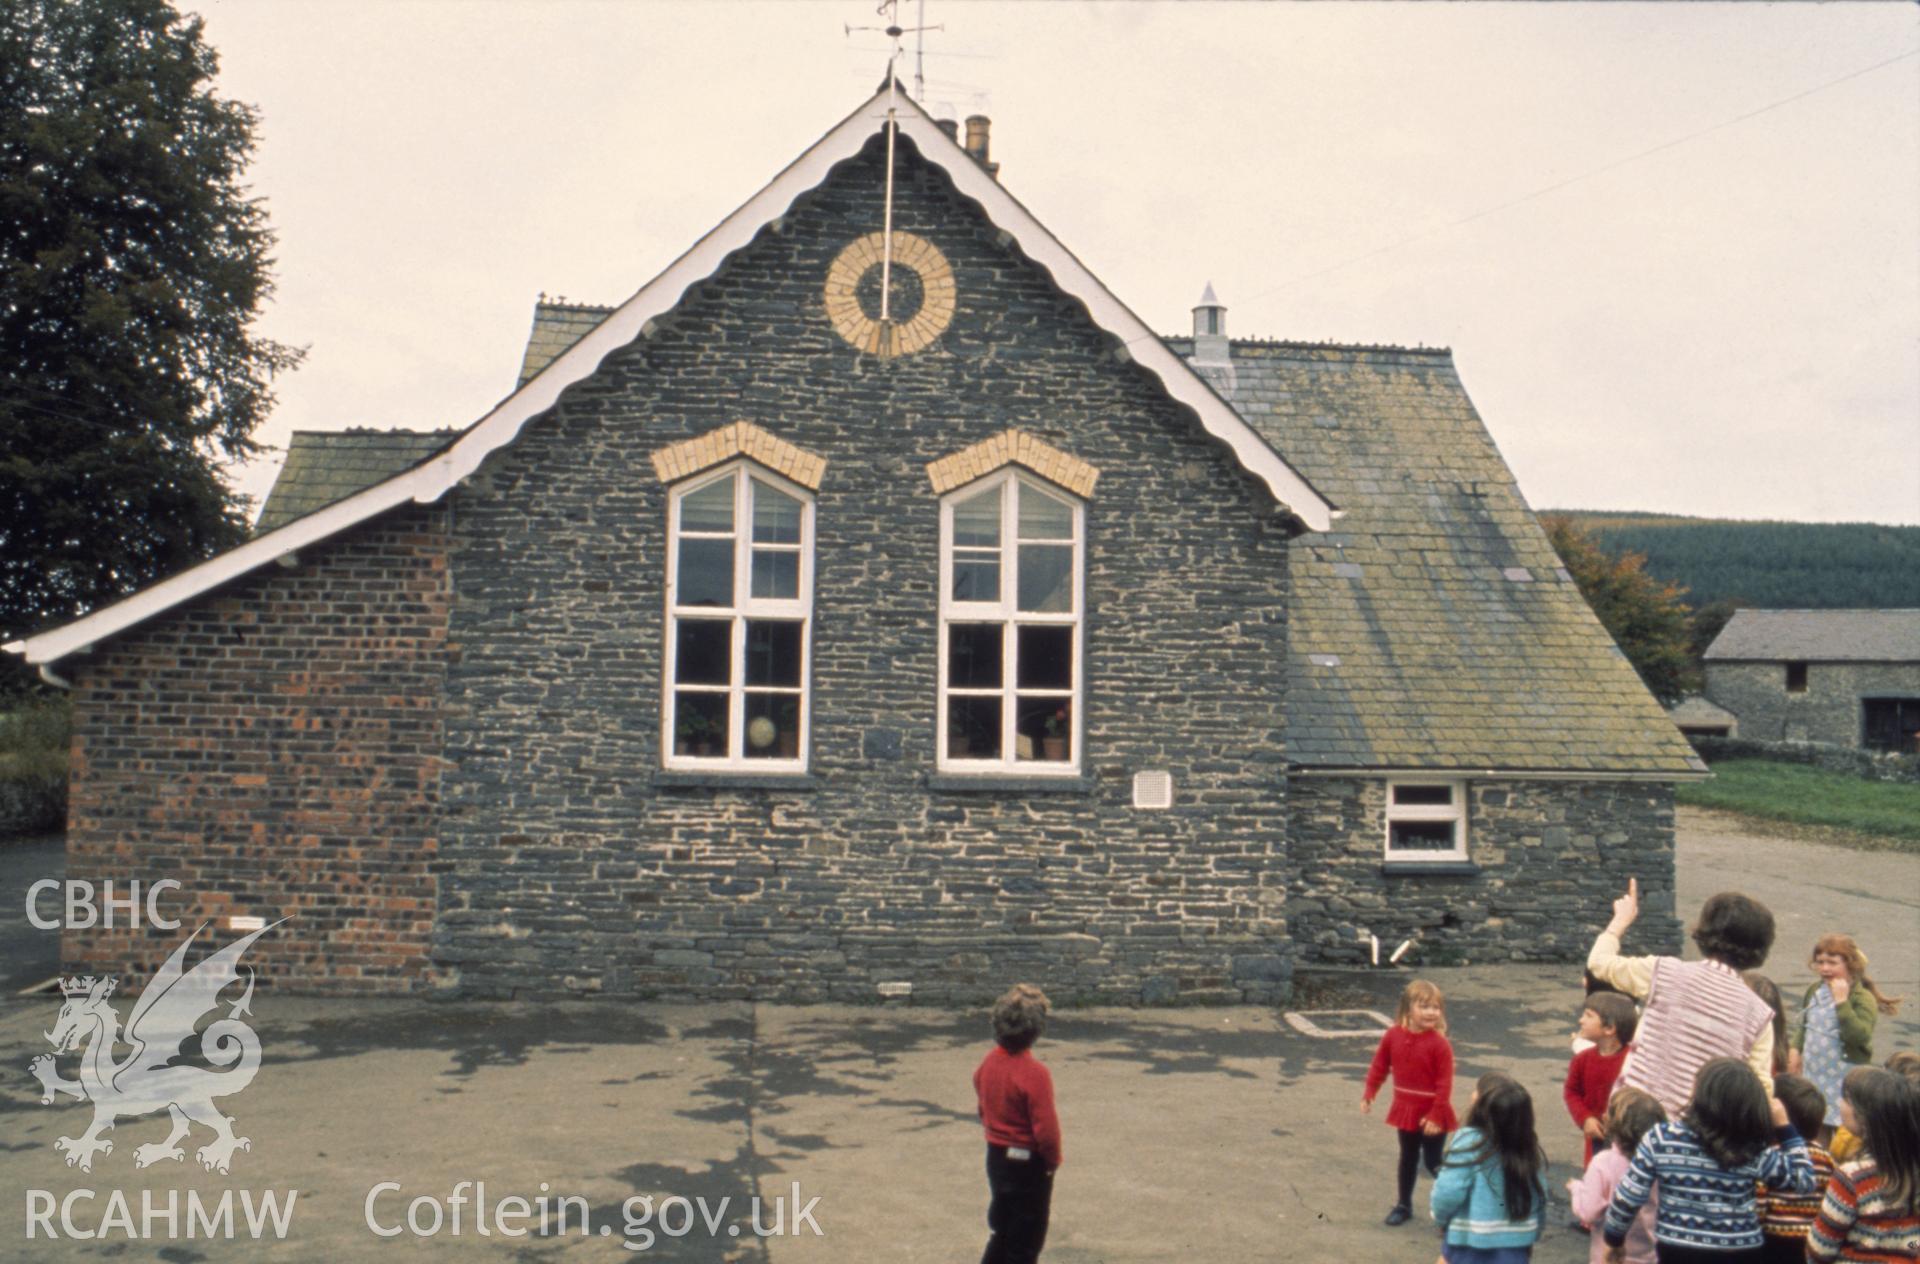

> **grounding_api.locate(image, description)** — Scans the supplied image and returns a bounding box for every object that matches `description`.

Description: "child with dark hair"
[1588,879,1779,1115]
[1602,1058,1815,1263]
[974,983,1062,1264]
[1807,1066,1920,1263]
[1830,1051,1920,1165]
[1568,992,1640,1166]
[1570,1087,1667,1264]
[1362,978,1457,1226]
[1431,1073,1549,1262]
[1756,1074,1836,1263]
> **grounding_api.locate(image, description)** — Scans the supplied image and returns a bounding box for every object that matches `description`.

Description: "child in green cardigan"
[1788,934,1905,1141]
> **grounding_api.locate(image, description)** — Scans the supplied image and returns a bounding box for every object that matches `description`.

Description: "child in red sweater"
[1566,991,1638,1166]
[974,983,1062,1264]
[1362,978,1457,1226]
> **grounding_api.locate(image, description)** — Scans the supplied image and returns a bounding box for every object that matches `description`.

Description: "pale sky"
[193,1,1920,526]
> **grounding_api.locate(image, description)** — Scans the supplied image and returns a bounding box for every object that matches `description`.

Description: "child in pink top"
[1568,1087,1666,1264]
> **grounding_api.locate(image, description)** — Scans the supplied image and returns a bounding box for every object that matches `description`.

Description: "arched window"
[664,462,812,768]
[938,470,1083,772]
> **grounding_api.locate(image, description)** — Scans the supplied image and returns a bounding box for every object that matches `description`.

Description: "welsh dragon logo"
[28,921,281,1174]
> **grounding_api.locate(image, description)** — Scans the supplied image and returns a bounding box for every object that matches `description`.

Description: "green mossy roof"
[1170,337,1701,774]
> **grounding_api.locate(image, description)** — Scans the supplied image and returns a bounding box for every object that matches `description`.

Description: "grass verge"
[1677,759,1920,851]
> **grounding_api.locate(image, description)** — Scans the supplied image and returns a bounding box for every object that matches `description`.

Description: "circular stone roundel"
[823,231,956,358]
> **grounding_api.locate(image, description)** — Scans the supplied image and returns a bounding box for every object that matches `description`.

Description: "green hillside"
[1546,511,1920,610]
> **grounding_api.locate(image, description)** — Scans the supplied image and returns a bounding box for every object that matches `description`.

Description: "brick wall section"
[1288,778,1682,965]
[1704,661,1920,747]
[435,134,1299,1004]
[62,507,450,994]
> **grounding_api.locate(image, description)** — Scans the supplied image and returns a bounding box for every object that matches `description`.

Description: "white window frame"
[936,469,1084,775]
[1383,780,1468,862]
[662,461,813,771]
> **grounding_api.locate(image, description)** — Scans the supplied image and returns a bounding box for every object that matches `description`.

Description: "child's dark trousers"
[1396,1127,1446,1206]
[981,1144,1053,1264]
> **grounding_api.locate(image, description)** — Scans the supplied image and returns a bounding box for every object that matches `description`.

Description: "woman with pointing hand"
[1586,877,1780,1117]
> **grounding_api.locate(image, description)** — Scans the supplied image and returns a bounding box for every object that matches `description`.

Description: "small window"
[1385,781,1467,862]
[1785,662,1809,693]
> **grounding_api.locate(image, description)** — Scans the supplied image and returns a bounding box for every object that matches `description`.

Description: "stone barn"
[8,88,1700,1000]
[1703,608,1920,752]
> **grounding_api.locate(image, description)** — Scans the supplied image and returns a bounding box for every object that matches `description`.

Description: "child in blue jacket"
[1431,1072,1550,1263]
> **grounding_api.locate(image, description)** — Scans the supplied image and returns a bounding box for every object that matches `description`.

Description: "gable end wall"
[433,135,1298,1004]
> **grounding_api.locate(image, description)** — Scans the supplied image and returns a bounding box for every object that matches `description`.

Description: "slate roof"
[1169,337,1703,775]
[1703,608,1920,663]
[254,428,461,533]
[1668,695,1737,727]
[517,300,614,387]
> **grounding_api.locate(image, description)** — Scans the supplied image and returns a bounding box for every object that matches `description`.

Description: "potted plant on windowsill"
[1041,706,1069,762]
[677,707,721,758]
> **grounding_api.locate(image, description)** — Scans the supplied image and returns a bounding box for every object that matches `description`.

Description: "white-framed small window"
[1384,781,1468,862]
[937,469,1083,773]
[663,461,812,770]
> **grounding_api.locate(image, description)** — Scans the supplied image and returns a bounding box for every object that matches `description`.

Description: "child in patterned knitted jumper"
[1570,1087,1667,1264]
[1807,1066,1920,1263]
[1362,978,1457,1227]
[1602,1058,1815,1264]
[1567,992,1639,1167]
[1756,1074,1837,1264]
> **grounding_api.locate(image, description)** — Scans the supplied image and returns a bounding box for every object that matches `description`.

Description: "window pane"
[677,538,734,606]
[1016,696,1071,762]
[743,692,801,760]
[953,487,1000,547]
[1391,784,1453,807]
[1018,486,1073,541]
[952,554,999,603]
[947,622,1004,688]
[1017,544,1073,613]
[673,691,729,756]
[947,695,1002,759]
[680,478,735,532]
[751,549,799,599]
[1389,821,1457,852]
[1016,625,1072,689]
[752,481,802,543]
[675,618,731,684]
[745,620,802,687]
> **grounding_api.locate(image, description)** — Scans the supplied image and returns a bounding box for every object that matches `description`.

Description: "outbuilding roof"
[1704,608,1920,663]
[1173,337,1703,776]
[254,428,461,533]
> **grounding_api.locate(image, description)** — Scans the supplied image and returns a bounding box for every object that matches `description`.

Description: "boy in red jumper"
[1566,990,1638,1166]
[974,983,1062,1264]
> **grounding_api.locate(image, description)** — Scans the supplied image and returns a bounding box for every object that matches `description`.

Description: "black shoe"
[1383,1204,1412,1226]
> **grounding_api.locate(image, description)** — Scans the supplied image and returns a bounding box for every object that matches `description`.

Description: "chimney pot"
[963,115,1000,179]
[936,118,959,141]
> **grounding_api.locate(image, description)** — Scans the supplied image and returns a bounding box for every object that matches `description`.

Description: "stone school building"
[10,90,1701,1001]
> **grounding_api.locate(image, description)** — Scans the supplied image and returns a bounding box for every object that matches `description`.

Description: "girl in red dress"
[1363,978,1459,1225]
